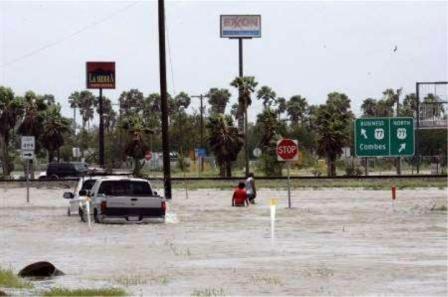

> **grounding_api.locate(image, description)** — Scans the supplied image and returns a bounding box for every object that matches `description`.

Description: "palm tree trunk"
[226,161,232,177]
[48,150,54,163]
[219,161,225,177]
[0,134,11,177]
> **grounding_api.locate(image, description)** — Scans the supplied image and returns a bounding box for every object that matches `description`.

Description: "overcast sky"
[0,0,447,122]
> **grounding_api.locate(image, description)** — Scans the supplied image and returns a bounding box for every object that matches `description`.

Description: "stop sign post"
[277,139,299,208]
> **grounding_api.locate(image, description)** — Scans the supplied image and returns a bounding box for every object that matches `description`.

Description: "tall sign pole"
[221,14,261,177]
[158,0,172,199]
[98,88,104,167]
[86,61,115,168]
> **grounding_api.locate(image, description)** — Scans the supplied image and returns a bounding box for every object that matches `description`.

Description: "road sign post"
[355,117,414,158]
[276,139,299,209]
[21,136,35,203]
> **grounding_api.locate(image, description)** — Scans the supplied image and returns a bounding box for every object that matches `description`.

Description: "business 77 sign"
[354,117,414,157]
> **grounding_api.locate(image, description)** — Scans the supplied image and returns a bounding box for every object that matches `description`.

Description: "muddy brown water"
[1,187,447,296]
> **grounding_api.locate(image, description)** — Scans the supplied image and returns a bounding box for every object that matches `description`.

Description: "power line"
[0,1,140,68]
[165,18,176,95]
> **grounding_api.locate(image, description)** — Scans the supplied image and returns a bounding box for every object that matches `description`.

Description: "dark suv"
[46,162,89,179]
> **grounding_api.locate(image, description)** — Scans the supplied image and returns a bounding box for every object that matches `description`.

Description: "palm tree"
[230,76,258,123]
[423,94,445,120]
[78,90,95,129]
[207,115,244,177]
[287,95,308,126]
[402,93,418,117]
[256,86,276,109]
[174,92,191,110]
[256,109,283,176]
[315,92,353,176]
[230,76,258,176]
[68,91,81,133]
[120,115,153,176]
[276,97,287,120]
[18,91,48,178]
[207,88,231,115]
[383,88,402,116]
[361,98,377,117]
[119,89,145,116]
[41,105,71,162]
[0,86,24,176]
[95,97,117,132]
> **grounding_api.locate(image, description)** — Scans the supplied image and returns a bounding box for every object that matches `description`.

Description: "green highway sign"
[354,117,414,157]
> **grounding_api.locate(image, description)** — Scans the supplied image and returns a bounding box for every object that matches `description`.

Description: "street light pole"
[158,0,172,199]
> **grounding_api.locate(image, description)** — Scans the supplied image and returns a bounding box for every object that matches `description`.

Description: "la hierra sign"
[86,62,115,89]
[354,117,415,157]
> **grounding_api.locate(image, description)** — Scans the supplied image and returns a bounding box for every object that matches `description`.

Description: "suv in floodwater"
[46,162,89,179]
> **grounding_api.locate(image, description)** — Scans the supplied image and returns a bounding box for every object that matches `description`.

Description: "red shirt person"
[232,182,249,207]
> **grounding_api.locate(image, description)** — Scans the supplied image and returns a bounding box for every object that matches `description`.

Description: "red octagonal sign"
[276,139,299,161]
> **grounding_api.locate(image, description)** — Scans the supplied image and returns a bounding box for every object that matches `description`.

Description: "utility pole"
[192,94,207,171]
[158,0,171,199]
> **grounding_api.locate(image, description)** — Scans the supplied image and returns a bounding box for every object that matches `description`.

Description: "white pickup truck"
[88,177,166,223]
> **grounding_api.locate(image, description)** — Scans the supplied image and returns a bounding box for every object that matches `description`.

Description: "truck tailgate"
[106,196,163,209]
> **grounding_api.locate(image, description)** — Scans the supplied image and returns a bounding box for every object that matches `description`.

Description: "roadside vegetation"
[0,267,33,289]
[42,287,126,297]
[1,81,446,180]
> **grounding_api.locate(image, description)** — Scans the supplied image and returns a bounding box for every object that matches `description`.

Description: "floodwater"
[0,186,447,296]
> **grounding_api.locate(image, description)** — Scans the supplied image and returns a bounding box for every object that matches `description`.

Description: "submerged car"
[47,162,89,179]
[63,176,100,220]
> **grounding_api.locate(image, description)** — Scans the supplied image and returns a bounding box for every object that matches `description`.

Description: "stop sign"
[145,151,152,161]
[276,139,299,161]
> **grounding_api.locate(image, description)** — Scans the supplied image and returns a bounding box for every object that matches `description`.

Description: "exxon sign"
[220,15,261,38]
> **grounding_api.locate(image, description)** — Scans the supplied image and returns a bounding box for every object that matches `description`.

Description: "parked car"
[87,177,165,223]
[46,162,89,179]
[63,176,100,220]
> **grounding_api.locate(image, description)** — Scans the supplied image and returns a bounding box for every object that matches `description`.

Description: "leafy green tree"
[119,89,145,116]
[255,108,284,176]
[207,115,244,177]
[422,93,445,120]
[207,88,231,115]
[41,105,71,162]
[401,93,417,117]
[0,86,24,176]
[173,92,191,110]
[287,95,308,126]
[120,115,153,176]
[315,92,353,176]
[383,88,402,116]
[256,86,276,109]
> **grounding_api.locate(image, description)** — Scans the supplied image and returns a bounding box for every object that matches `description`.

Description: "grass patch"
[250,274,282,286]
[191,288,226,297]
[113,273,169,287]
[0,267,33,289]
[42,287,126,296]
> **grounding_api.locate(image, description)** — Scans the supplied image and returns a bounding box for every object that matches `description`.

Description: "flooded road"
[1,187,447,296]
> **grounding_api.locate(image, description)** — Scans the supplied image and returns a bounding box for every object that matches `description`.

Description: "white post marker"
[276,139,299,208]
[21,136,35,203]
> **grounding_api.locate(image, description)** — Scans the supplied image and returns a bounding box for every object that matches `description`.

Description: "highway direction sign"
[354,117,414,157]
[21,136,35,151]
[21,150,34,160]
